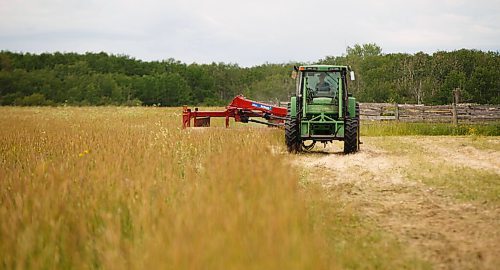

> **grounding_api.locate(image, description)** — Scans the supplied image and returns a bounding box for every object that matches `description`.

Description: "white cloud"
[0,0,498,66]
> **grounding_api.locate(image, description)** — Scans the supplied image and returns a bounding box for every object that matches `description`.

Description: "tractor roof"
[298,65,350,71]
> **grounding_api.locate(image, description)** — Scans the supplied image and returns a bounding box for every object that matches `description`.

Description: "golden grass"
[0,107,424,269]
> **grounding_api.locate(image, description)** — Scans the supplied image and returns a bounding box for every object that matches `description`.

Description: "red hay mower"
[182,95,288,128]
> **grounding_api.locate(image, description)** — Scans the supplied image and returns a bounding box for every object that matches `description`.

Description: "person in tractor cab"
[315,73,331,92]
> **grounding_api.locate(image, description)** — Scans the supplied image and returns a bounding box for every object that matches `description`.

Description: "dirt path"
[296,137,500,270]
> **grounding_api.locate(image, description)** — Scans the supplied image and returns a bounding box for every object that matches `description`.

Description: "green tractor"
[285,65,360,153]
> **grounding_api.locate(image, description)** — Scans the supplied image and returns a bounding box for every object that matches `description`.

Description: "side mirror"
[293,65,299,71]
[350,71,356,81]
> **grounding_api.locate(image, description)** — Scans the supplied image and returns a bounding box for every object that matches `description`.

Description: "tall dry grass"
[0,107,324,269]
[0,107,424,269]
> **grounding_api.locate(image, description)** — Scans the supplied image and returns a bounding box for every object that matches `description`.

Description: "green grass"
[465,136,500,151]
[361,121,500,136]
[300,171,431,269]
[373,137,500,204]
[411,163,500,203]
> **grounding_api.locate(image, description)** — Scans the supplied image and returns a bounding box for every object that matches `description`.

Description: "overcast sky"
[0,0,499,66]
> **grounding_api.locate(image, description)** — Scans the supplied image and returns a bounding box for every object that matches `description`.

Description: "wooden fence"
[274,101,500,123]
[360,103,500,123]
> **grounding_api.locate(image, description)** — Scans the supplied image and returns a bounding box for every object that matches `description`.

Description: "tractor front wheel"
[344,103,360,154]
[285,105,301,153]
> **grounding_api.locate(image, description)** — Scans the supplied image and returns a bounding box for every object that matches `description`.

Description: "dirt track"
[296,137,500,269]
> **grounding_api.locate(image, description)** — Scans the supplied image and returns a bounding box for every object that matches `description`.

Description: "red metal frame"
[182,95,288,128]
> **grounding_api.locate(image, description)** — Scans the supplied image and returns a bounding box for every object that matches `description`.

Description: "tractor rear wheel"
[344,103,360,154]
[285,104,301,153]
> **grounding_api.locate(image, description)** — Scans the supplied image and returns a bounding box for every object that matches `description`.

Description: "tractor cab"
[303,71,340,116]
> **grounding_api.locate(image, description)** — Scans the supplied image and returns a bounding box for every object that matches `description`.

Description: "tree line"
[0,44,498,106]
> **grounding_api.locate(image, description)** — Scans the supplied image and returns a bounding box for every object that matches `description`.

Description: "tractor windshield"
[303,71,340,100]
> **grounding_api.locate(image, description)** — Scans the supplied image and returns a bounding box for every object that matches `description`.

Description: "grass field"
[0,107,432,269]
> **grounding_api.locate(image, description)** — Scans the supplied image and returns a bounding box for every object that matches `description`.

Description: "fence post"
[394,103,399,121]
[452,103,458,125]
[452,88,460,125]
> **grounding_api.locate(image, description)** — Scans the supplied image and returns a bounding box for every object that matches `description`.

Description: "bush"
[0,92,23,105]
[14,93,54,106]
[123,98,143,106]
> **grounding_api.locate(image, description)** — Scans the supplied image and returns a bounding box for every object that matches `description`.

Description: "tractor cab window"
[303,71,340,101]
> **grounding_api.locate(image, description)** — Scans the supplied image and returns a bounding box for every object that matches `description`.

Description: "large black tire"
[285,104,301,153]
[344,103,360,154]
